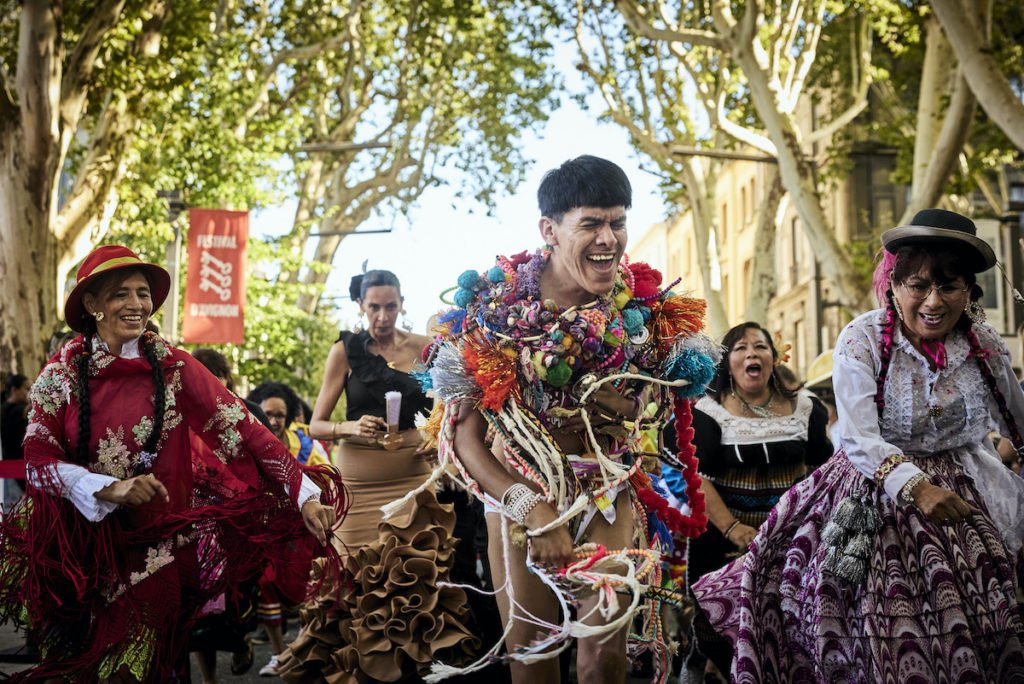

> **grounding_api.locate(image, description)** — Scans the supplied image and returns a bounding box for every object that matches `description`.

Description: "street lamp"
[157,190,187,343]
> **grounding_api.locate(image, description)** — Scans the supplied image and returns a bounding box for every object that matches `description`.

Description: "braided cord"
[966,326,1024,454]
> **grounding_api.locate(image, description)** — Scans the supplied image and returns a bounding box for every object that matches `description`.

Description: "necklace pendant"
[928,405,943,418]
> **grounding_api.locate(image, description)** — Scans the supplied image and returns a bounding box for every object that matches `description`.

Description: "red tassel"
[671,397,708,538]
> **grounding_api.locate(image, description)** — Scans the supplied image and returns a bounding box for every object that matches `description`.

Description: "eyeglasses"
[898,280,970,301]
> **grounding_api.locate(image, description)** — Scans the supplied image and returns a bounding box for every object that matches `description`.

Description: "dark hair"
[47,329,77,357]
[299,398,313,424]
[246,381,300,426]
[2,373,28,403]
[349,269,402,301]
[889,245,981,332]
[192,348,234,392]
[537,155,632,222]
[75,322,166,465]
[708,322,797,402]
[775,364,804,392]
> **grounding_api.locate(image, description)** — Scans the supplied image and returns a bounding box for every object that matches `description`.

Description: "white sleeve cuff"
[882,462,925,502]
[296,473,321,508]
[28,462,121,521]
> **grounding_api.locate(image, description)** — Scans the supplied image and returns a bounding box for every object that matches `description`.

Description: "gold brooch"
[928,405,943,417]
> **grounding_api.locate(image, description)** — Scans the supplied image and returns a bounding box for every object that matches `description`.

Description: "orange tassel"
[629,467,652,490]
[651,295,706,353]
[463,337,519,411]
[420,403,445,446]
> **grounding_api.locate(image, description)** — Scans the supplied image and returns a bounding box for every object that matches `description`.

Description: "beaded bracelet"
[501,483,543,525]
[873,453,907,485]
[897,472,929,506]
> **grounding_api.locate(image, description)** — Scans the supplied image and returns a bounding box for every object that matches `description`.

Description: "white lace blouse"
[834,309,1024,549]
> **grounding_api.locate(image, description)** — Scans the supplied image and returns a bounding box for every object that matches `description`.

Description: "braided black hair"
[75,320,95,464]
[140,333,166,455]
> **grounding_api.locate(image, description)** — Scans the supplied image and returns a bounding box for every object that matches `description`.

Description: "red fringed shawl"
[0,334,345,682]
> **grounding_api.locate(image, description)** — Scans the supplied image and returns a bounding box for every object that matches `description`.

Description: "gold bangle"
[874,453,907,485]
[332,422,339,440]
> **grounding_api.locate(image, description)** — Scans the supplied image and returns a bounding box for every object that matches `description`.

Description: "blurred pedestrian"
[1,373,30,507]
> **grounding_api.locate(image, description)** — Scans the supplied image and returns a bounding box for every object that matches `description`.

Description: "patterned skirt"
[692,450,1024,683]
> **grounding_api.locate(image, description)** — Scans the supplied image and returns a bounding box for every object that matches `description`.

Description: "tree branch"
[930,0,1024,151]
[53,92,134,246]
[60,0,127,132]
[805,17,872,146]
[16,1,62,195]
[783,0,826,110]
[613,0,722,48]
[713,90,777,155]
[237,4,361,134]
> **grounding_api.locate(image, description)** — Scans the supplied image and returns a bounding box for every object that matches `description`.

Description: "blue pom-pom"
[457,270,480,290]
[639,306,652,321]
[453,288,475,308]
[665,349,717,399]
[411,367,433,392]
[622,308,645,336]
[487,266,506,283]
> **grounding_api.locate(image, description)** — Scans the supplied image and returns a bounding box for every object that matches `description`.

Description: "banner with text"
[182,209,248,345]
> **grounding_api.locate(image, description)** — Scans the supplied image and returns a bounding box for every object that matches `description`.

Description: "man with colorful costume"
[396,156,719,682]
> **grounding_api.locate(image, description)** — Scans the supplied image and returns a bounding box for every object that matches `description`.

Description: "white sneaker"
[259,654,280,677]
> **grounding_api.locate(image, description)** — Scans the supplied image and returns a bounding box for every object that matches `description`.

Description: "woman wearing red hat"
[0,245,345,682]
[692,209,1024,682]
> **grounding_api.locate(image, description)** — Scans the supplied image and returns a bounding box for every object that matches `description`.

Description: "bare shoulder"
[403,332,433,355]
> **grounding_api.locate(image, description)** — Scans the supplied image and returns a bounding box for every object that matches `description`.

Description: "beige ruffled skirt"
[277,440,477,683]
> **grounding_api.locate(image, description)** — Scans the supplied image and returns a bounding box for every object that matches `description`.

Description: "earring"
[400,309,412,332]
[94,311,105,322]
[892,298,905,322]
[356,312,366,331]
[966,300,986,325]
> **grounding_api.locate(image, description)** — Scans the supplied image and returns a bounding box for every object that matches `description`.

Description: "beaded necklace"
[731,388,780,419]
[451,250,667,394]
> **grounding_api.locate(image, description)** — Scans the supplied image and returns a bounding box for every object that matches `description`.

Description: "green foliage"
[844,234,880,302]
[229,238,339,400]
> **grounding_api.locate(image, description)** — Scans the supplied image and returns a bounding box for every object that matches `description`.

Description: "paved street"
[1,619,687,682]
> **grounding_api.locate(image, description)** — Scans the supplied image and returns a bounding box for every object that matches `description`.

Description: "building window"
[790,217,802,287]
[741,187,748,227]
[743,258,752,307]
[721,203,729,242]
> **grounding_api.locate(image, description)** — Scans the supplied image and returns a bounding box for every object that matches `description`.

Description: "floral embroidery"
[95,426,133,479]
[145,332,172,360]
[29,364,74,416]
[129,540,174,585]
[132,416,153,446]
[203,398,247,460]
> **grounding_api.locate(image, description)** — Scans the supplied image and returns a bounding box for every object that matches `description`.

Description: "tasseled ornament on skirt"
[821,492,881,584]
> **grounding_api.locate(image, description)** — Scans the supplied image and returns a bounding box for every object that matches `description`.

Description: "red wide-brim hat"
[64,245,171,333]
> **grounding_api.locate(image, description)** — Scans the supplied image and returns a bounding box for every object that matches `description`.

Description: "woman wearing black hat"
[692,210,1024,682]
[0,245,344,682]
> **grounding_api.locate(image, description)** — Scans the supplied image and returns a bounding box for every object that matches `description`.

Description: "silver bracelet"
[501,483,543,525]
[897,472,929,506]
